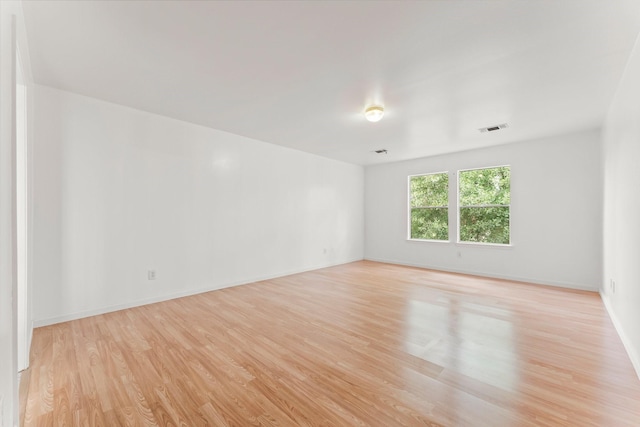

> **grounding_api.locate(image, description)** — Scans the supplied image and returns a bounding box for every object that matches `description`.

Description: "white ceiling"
[22,0,640,165]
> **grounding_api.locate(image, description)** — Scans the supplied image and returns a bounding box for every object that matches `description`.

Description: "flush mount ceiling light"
[364,105,384,122]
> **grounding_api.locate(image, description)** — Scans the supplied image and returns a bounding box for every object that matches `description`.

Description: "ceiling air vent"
[479,123,508,133]
[373,149,388,154]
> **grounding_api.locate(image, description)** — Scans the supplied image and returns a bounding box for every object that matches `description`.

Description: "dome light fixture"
[364,105,384,122]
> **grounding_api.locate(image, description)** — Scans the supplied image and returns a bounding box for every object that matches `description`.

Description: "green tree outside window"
[409,173,449,240]
[458,166,510,244]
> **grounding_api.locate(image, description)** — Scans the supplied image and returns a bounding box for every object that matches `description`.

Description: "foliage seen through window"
[409,173,448,241]
[458,166,510,244]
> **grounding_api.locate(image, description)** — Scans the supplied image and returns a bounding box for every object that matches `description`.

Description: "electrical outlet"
[609,279,616,294]
[148,270,156,280]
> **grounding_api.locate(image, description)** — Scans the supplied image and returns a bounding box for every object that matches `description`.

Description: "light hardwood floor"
[21,261,640,426]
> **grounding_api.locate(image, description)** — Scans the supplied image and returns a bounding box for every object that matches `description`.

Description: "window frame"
[407,171,450,242]
[456,165,511,246]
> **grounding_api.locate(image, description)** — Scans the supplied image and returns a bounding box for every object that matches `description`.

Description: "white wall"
[365,129,603,290]
[602,33,640,377]
[0,3,17,425]
[32,85,364,326]
[1,1,33,425]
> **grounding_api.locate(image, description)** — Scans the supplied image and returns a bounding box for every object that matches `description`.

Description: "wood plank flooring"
[21,261,640,426]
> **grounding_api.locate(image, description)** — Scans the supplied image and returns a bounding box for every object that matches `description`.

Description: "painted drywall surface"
[32,85,364,325]
[365,129,603,290]
[602,34,640,376]
[0,2,17,425]
[1,1,34,425]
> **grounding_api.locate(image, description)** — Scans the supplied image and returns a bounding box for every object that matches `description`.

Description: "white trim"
[33,258,363,327]
[457,163,511,173]
[460,204,510,209]
[600,292,640,380]
[407,170,449,179]
[455,241,513,248]
[15,44,29,372]
[9,12,20,427]
[407,238,449,244]
[364,257,598,292]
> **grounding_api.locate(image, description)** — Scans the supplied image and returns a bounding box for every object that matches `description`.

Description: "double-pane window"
[458,166,510,244]
[409,173,449,241]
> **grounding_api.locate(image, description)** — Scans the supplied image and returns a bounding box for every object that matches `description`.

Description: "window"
[409,172,448,240]
[458,166,510,244]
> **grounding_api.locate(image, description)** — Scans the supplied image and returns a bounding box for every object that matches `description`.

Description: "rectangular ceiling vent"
[479,123,508,133]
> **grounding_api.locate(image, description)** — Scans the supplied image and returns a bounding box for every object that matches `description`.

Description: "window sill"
[455,241,513,248]
[407,238,450,244]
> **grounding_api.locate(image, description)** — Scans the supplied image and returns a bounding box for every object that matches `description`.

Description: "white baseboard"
[364,257,598,292]
[33,258,363,328]
[600,292,640,380]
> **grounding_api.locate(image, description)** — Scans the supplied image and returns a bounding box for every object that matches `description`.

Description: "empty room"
[2,0,640,426]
